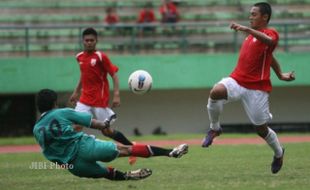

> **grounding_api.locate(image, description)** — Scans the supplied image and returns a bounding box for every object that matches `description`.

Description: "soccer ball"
[128,70,153,95]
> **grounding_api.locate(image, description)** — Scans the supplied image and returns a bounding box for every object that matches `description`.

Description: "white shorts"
[75,102,116,122]
[219,77,272,125]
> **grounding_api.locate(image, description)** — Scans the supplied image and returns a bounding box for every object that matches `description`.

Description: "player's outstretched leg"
[128,143,189,158]
[169,144,189,158]
[271,148,285,174]
[202,128,222,147]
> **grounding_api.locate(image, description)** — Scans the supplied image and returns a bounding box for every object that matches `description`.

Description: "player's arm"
[111,73,121,108]
[73,119,110,133]
[70,78,82,131]
[70,78,82,105]
[230,22,275,46]
[68,109,110,131]
[271,55,295,81]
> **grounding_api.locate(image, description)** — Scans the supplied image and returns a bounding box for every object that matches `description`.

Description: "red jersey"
[105,14,119,25]
[159,2,178,15]
[75,51,118,107]
[137,9,156,23]
[230,28,279,92]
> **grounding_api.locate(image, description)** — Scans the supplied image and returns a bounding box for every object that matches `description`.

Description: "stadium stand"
[0,0,310,56]
[1,0,310,24]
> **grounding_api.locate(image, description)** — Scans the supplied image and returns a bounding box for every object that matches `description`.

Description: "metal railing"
[0,21,309,57]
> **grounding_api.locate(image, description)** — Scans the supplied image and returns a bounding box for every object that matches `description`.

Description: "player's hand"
[230,22,248,32]
[69,93,79,106]
[280,71,295,81]
[111,95,121,108]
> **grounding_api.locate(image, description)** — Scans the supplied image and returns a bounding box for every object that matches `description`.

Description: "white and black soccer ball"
[128,70,153,95]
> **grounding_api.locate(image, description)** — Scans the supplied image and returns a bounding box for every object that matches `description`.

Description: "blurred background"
[0,0,309,137]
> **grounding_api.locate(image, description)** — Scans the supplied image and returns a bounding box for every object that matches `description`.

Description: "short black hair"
[37,89,57,113]
[82,27,98,38]
[254,2,272,23]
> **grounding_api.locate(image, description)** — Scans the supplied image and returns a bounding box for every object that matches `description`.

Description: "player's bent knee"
[254,124,269,138]
[210,84,227,100]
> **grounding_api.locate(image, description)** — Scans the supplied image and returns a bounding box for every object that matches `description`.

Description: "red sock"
[131,144,152,158]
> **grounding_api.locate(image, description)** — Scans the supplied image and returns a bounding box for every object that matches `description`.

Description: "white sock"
[264,128,283,158]
[207,98,224,131]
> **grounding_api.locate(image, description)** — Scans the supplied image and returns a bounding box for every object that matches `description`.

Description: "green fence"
[0,21,310,57]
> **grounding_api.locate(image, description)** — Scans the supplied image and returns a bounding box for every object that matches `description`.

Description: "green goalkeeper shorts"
[68,135,119,178]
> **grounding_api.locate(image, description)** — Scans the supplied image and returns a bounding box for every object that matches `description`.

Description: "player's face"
[249,6,268,30]
[83,34,97,52]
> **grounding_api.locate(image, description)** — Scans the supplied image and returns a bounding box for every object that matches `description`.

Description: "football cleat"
[125,168,152,180]
[271,148,285,174]
[202,128,222,148]
[169,144,189,158]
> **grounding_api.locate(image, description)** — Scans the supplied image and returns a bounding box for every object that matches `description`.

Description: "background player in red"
[70,27,137,164]
[201,2,295,174]
[159,0,179,23]
[137,2,156,24]
[104,7,119,25]
[137,2,156,37]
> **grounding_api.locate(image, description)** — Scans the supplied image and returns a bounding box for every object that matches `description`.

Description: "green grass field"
[0,135,310,190]
[0,133,309,146]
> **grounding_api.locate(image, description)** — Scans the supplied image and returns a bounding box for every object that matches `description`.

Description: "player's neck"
[255,23,268,31]
[85,50,96,54]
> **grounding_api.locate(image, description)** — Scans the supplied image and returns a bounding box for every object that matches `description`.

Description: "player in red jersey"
[105,7,119,25]
[159,0,179,23]
[137,2,156,37]
[201,2,295,174]
[70,27,137,164]
[137,2,156,24]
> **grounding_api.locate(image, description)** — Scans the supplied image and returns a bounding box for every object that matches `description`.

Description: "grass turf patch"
[0,143,309,190]
[0,133,309,146]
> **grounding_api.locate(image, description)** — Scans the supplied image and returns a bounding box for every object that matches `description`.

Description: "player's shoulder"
[269,27,277,31]
[61,107,74,111]
[265,27,278,33]
[55,108,75,114]
[262,27,279,40]
[75,51,84,59]
[53,108,82,119]
[95,50,109,62]
[95,50,108,57]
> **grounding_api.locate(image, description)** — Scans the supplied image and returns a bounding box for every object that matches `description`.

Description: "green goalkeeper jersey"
[33,108,92,164]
